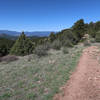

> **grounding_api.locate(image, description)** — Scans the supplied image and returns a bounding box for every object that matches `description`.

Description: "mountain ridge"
[0,30,53,37]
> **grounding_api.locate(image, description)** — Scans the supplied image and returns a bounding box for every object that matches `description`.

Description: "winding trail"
[54,46,100,100]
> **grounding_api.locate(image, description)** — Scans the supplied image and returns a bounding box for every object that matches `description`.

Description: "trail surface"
[54,46,100,100]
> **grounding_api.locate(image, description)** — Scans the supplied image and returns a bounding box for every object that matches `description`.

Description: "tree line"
[1,19,100,57]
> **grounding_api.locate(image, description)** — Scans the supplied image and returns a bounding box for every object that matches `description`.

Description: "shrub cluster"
[83,40,91,46]
[95,31,100,42]
[33,45,48,57]
[62,47,69,54]
[51,40,62,50]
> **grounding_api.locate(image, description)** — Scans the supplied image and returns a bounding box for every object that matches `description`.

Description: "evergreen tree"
[87,22,96,37]
[72,19,86,40]
[10,32,34,56]
[95,21,100,31]
[0,38,14,56]
[62,29,78,44]
[49,32,56,42]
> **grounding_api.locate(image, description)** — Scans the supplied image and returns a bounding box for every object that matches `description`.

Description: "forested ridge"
[1,19,100,56]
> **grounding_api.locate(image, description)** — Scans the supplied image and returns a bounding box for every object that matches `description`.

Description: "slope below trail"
[54,46,100,100]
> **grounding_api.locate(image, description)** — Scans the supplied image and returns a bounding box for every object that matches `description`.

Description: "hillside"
[0,44,83,100]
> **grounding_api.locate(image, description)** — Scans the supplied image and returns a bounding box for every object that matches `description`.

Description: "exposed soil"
[54,46,100,100]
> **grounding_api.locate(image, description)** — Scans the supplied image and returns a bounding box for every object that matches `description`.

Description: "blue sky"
[0,0,100,31]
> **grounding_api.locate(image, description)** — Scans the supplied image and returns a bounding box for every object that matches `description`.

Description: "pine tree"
[10,32,34,56]
[49,32,56,42]
[0,38,14,56]
[72,19,86,40]
[87,22,96,38]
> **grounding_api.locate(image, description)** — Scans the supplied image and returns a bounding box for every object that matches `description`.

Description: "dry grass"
[0,44,84,100]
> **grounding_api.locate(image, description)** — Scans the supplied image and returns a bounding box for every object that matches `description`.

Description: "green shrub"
[90,38,95,43]
[62,30,78,44]
[56,29,78,45]
[43,42,51,50]
[49,32,56,42]
[84,40,91,46]
[52,40,62,50]
[62,47,69,54]
[62,40,73,48]
[95,31,100,42]
[33,45,48,57]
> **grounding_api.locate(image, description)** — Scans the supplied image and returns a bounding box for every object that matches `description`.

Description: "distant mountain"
[25,31,52,36]
[0,30,53,37]
[0,33,40,40]
[0,30,20,36]
[0,33,18,40]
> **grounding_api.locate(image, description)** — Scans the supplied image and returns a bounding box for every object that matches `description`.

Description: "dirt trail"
[54,46,100,100]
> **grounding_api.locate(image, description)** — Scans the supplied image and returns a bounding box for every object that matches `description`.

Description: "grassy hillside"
[0,44,84,100]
